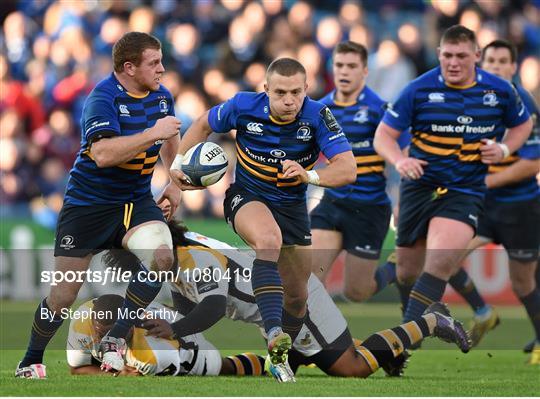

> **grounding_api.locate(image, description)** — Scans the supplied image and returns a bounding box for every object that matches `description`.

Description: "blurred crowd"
[1,0,539,229]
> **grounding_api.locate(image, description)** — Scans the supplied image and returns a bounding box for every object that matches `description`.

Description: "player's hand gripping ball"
[181,142,228,187]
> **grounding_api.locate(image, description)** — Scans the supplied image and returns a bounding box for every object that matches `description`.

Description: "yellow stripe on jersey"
[458,153,481,162]
[236,144,278,173]
[128,328,158,367]
[417,132,461,145]
[355,154,385,164]
[356,346,379,372]
[412,137,459,156]
[236,152,278,183]
[357,166,384,174]
[118,152,158,171]
[377,329,404,357]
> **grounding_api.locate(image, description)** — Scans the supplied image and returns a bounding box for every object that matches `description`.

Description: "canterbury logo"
[246,122,263,133]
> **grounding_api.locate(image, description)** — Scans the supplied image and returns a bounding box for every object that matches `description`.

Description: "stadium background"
[1,1,539,303]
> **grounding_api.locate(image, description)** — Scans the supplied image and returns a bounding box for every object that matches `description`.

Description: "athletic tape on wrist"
[307,170,320,186]
[498,143,510,159]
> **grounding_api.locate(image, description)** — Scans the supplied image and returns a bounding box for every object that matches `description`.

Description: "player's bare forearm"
[486,158,540,189]
[177,111,213,156]
[90,129,160,168]
[91,116,180,168]
[374,122,404,166]
[317,151,357,187]
[502,118,533,154]
[160,135,180,169]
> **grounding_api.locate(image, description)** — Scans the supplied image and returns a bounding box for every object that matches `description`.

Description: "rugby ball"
[181,142,228,187]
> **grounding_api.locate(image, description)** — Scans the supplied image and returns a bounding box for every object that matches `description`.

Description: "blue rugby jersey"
[319,87,389,204]
[208,92,351,203]
[65,73,175,205]
[487,84,540,203]
[382,66,530,197]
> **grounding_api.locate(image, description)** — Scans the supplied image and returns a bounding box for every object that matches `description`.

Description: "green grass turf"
[1,302,538,396]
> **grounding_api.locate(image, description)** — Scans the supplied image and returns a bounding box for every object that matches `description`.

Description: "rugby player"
[16,32,181,378]
[374,26,532,325]
[67,294,265,377]
[460,39,538,362]
[170,58,356,381]
[310,41,397,301]
[103,220,471,380]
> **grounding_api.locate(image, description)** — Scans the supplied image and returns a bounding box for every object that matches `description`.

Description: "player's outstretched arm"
[90,116,181,168]
[170,110,214,190]
[374,122,427,180]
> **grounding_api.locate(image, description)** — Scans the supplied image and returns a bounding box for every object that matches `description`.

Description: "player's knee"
[152,245,174,272]
[48,287,78,313]
[509,260,536,297]
[126,223,173,271]
[284,290,308,315]
[253,230,282,251]
[510,274,535,297]
[344,284,373,303]
[396,266,419,286]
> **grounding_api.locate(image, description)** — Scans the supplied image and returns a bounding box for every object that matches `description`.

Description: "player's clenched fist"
[281,159,308,183]
[153,116,181,140]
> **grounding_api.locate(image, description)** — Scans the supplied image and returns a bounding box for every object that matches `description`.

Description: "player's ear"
[510,62,517,76]
[123,61,136,77]
[264,83,269,95]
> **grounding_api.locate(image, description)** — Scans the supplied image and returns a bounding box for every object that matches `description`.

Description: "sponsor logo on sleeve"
[320,107,341,132]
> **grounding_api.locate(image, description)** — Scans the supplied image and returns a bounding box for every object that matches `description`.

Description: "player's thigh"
[424,217,475,279]
[310,229,342,280]
[396,239,426,284]
[48,255,93,311]
[343,254,378,301]
[508,259,537,296]
[234,201,282,250]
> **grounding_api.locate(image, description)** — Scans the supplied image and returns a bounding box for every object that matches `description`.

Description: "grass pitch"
[1,302,538,396]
